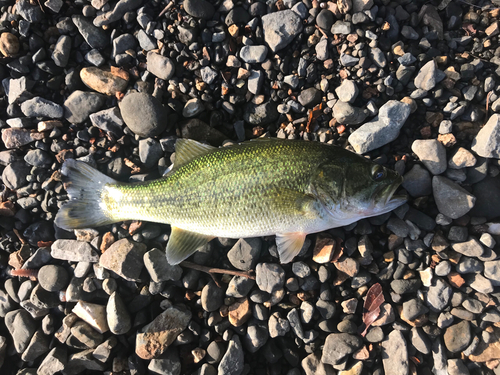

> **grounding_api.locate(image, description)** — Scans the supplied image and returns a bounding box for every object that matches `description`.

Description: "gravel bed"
[1,0,500,374]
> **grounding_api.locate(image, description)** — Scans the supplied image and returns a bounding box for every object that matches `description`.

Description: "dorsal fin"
[174,139,217,168]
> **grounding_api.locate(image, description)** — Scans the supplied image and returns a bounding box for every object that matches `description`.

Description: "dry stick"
[180,261,256,288]
[157,1,174,19]
[315,24,328,39]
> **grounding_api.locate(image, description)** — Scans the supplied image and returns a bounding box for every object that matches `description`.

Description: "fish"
[55,138,406,265]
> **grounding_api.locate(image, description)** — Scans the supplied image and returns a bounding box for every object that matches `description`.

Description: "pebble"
[93,0,142,26]
[148,349,181,375]
[106,292,131,335]
[244,102,279,125]
[136,305,191,360]
[146,51,175,81]
[333,101,369,125]
[52,35,71,67]
[72,301,109,333]
[99,238,147,281]
[411,139,447,175]
[143,248,183,282]
[183,98,206,118]
[381,331,409,375]
[89,106,124,136]
[0,32,20,57]
[402,164,431,197]
[470,176,500,220]
[261,10,303,52]
[5,309,37,353]
[321,333,362,366]
[71,15,109,49]
[240,45,268,63]
[51,240,99,262]
[302,352,332,375]
[17,0,44,22]
[348,100,411,153]
[411,327,431,354]
[414,60,446,91]
[201,281,225,312]
[184,0,215,19]
[432,176,476,219]
[218,335,244,375]
[256,263,285,294]
[20,97,63,118]
[180,119,226,146]
[37,347,66,375]
[451,237,484,258]
[427,279,452,312]
[1,161,31,190]
[119,91,168,137]
[80,67,128,96]
[471,114,500,158]
[38,265,69,292]
[444,320,471,353]
[298,88,322,108]
[335,80,359,103]
[63,90,106,124]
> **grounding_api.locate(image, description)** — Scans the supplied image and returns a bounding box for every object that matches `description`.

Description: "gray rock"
[414,60,445,91]
[17,0,44,23]
[331,20,351,34]
[93,0,142,26]
[321,333,362,365]
[332,101,369,125]
[144,248,182,282]
[401,25,419,39]
[148,349,181,375]
[64,90,106,124]
[200,66,218,85]
[51,240,99,262]
[369,47,387,68]
[37,346,67,375]
[472,114,500,158]
[470,176,500,220]
[183,98,206,118]
[106,292,131,335]
[269,313,290,338]
[139,138,163,169]
[226,276,255,298]
[381,331,408,375]
[256,263,285,294]
[5,309,37,353]
[112,33,137,57]
[449,147,476,169]
[348,100,411,153]
[240,46,268,63]
[298,87,322,108]
[24,149,52,167]
[447,359,470,375]
[38,265,69,292]
[301,352,334,375]
[184,0,215,19]
[1,128,44,149]
[119,91,168,137]
[444,320,471,353]
[316,9,334,30]
[136,29,156,51]
[411,140,447,175]
[201,281,225,312]
[244,321,268,353]
[146,51,175,81]
[402,298,429,320]
[52,35,71,67]
[0,289,15,317]
[72,15,109,49]
[218,335,244,375]
[21,329,49,362]
[432,176,476,219]
[244,102,279,125]
[2,161,30,189]
[470,274,494,294]
[391,279,421,294]
[335,80,358,103]
[261,10,303,52]
[287,308,305,339]
[402,164,431,197]
[247,70,264,95]
[484,260,500,282]
[20,97,63,118]
[427,279,452,312]
[89,106,124,136]
[99,239,147,281]
[451,237,484,258]
[315,37,329,61]
[410,327,431,354]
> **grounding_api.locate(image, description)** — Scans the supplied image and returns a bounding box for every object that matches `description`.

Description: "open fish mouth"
[376,176,406,209]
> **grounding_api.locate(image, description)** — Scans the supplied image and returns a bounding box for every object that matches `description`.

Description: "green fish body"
[55,139,405,264]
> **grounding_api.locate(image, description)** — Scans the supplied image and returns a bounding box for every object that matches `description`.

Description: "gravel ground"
[1,0,500,374]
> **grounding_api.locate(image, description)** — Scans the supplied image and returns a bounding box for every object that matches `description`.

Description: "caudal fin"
[55,159,117,230]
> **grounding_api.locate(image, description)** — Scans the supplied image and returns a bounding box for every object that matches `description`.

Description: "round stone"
[38,265,69,292]
[119,92,168,137]
[0,32,20,57]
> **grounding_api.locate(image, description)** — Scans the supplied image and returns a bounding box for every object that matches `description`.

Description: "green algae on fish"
[55,138,406,265]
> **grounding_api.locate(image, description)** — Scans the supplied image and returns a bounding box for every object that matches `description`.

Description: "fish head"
[313,156,406,223]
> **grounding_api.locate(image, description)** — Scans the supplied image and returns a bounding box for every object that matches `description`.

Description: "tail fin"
[55,159,117,230]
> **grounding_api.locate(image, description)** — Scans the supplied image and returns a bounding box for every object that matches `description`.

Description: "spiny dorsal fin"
[275,233,307,264]
[165,226,214,265]
[174,139,217,169]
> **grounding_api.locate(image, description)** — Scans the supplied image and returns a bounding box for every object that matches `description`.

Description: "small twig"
[157,1,174,19]
[180,261,256,284]
[13,228,27,245]
[486,90,492,115]
[315,24,328,39]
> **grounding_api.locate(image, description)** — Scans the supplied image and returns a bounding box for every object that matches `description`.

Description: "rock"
[1,161,31,190]
[381,331,408,375]
[348,100,411,153]
[298,88,322,108]
[1,128,44,149]
[72,301,109,333]
[402,164,432,197]
[37,347,67,375]
[70,321,103,348]
[331,20,351,34]
[184,0,215,19]
[228,298,251,327]
[218,335,244,375]
[89,106,124,136]
[244,321,268,353]
[21,329,49,362]
[369,47,387,68]
[227,238,261,271]
[451,237,484,258]
[52,35,71,67]
[427,279,452,312]
[287,308,305,339]
[226,276,255,298]
[316,10,335,31]
[93,0,142,26]
[240,45,268,63]
[51,240,99,262]
[333,101,369,125]
[38,265,69,292]
[180,119,226,146]
[335,80,359,103]
[449,147,476,169]
[201,281,225,312]
[144,248,182,282]
[146,51,175,81]
[0,32,20,57]
[301,352,333,375]
[414,60,445,90]
[20,97,63,118]
[484,260,500,282]
[391,279,421,294]
[106,292,131,335]
[321,333,363,365]
[315,38,329,61]
[411,139,447,175]
[119,91,168,137]
[444,320,471,353]
[72,15,109,49]
[247,70,264,95]
[136,29,156,51]
[183,98,206,118]
[470,176,500,220]
[80,67,128,96]
[5,309,37,353]
[16,0,44,23]
[225,7,251,26]
[136,305,191,360]
[261,10,303,52]
[256,263,285,294]
[64,90,106,124]
[410,327,431,354]
[243,102,279,125]
[99,239,147,281]
[402,298,429,320]
[432,176,476,219]
[148,349,181,375]
[269,313,290,337]
[447,359,470,375]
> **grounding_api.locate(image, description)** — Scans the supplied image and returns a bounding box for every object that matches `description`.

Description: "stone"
[72,15,109,49]
[1,161,31,190]
[64,90,106,124]
[184,0,215,19]
[99,239,147,281]
[240,45,268,63]
[414,60,445,91]
[146,51,175,81]
[427,279,452,312]
[298,88,322,108]
[444,320,471,353]
[72,301,109,333]
[17,0,44,22]
[411,140,447,175]
[321,333,363,365]
[51,240,99,262]
[0,32,20,57]
[38,265,69,292]
[227,238,261,271]
[136,306,191,360]
[333,101,369,125]
[52,35,71,67]
[402,164,432,197]
[381,331,408,375]
[37,346,67,375]
[89,106,124,136]
[335,80,359,103]
[1,128,44,149]
[261,10,303,52]
[106,292,131,335]
[144,248,182,282]
[410,327,431,354]
[451,237,484,258]
[201,281,225,312]
[449,147,476,169]
[180,119,226,146]
[228,298,251,327]
[119,91,168,137]
[93,0,142,26]
[348,100,411,153]
[432,176,476,219]
[183,98,206,118]
[256,263,285,294]
[80,67,128,96]
[301,352,333,375]
[5,309,37,353]
[20,97,63,118]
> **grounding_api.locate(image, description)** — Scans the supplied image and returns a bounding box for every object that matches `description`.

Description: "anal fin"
[165,227,214,265]
[276,233,307,264]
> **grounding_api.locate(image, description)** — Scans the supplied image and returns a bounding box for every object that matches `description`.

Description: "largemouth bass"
[55,139,406,264]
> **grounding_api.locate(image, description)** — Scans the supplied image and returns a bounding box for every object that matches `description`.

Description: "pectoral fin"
[276,233,307,264]
[165,227,214,265]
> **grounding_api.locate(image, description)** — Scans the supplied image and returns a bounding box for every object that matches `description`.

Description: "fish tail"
[55,159,117,230]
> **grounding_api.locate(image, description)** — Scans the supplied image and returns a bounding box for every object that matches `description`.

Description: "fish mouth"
[376,175,406,210]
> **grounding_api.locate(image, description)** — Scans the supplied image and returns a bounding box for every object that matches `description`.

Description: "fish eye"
[372,166,386,181]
